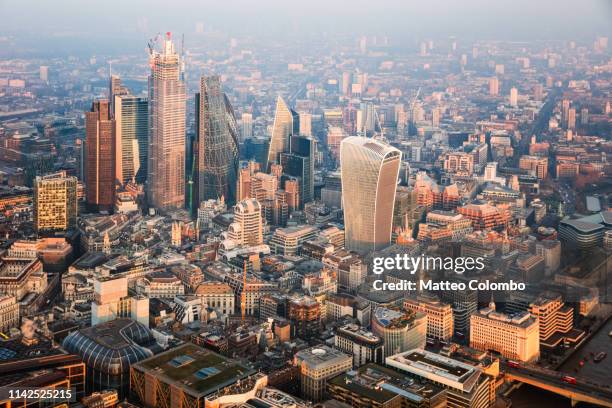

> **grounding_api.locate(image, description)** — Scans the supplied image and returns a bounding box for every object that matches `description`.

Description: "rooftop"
[133,343,255,397]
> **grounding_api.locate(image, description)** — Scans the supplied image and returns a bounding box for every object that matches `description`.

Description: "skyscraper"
[489,77,499,96]
[193,76,240,208]
[510,87,518,107]
[267,96,298,169]
[39,66,48,82]
[299,112,312,136]
[241,112,253,140]
[280,135,315,208]
[340,136,401,254]
[114,95,148,185]
[147,32,186,211]
[109,75,129,116]
[85,100,116,211]
[33,171,77,233]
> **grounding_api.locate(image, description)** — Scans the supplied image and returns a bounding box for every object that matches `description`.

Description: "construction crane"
[241,262,247,323]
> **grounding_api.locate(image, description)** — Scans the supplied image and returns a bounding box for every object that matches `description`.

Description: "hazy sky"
[1,0,610,55]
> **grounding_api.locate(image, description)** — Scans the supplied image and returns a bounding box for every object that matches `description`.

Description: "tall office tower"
[341,71,351,95]
[567,108,576,130]
[39,66,48,82]
[358,102,377,135]
[241,112,253,140]
[509,87,518,107]
[488,77,499,96]
[147,32,186,211]
[299,112,312,136]
[533,83,544,101]
[340,137,401,254]
[267,96,299,169]
[85,100,116,211]
[33,171,77,233]
[228,199,263,246]
[193,76,239,209]
[431,107,440,127]
[114,95,148,185]
[109,75,129,116]
[327,127,346,161]
[562,99,570,123]
[580,108,589,125]
[280,135,315,208]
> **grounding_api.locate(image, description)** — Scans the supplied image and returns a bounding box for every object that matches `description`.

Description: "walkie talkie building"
[340,136,401,254]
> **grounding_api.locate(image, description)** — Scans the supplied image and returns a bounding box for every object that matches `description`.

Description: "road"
[504,362,612,406]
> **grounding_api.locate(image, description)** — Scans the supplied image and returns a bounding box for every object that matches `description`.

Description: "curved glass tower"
[340,136,401,254]
[266,96,299,169]
[193,76,240,207]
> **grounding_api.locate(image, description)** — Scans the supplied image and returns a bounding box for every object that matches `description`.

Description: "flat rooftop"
[329,363,444,404]
[132,343,255,397]
[386,349,481,393]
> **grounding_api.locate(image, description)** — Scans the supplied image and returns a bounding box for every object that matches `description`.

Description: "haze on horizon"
[0,0,610,56]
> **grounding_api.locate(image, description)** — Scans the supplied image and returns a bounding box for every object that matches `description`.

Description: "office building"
[269,225,318,256]
[228,199,263,246]
[39,65,48,82]
[0,295,19,333]
[294,345,352,402]
[33,171,77,233]
[529,294,583,348]
[341,136,401,254]
[288,295,321,339]
[280,135,315,207]
[488,77,499,96]
[241,112,253,140]
[86,100,116,211]
[131,343,259,408]
[147,32,186,210]
[195,282,235,316]
[267,96,299,169]
[328,363,446,408]
[372,307,427,357]
[327,126,346,161]
[470,303,539,362]
[519,155,548,179]
[64,318,156,398]
[299,112,312,136]
[509,87,518,107]
[334,324,384,367]
[387,350,491,408]
[114,95,148,185]
[404,296,454,341]
[193,76,240,207]
[91,276,149,327]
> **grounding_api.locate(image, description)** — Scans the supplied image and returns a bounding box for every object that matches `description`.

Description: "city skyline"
[0,3,611,408]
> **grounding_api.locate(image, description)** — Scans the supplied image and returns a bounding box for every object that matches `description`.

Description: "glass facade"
[193,76,239,207]
[115,95,148,185]
[62,319,155,398]
[266,96,299,169]
[340,136,401,254]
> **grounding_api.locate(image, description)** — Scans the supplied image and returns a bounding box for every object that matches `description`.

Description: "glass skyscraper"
[85,100,115,211]
[147,33,186,211]
[280,135,315,208]
[266,96,299,169]
[193,75,240,208]
[115,95,148,185]
[340,136,401,254]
